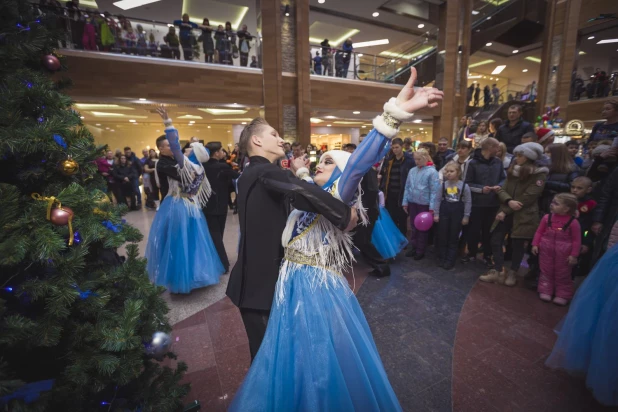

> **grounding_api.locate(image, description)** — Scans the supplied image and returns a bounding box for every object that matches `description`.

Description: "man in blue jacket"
[495,105,534,153]
[380,137,415,236]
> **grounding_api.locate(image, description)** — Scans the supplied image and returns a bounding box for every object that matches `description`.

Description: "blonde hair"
[239,117,270,156]
[443,161,462,178]
[553,193,578,216]
[413,148,432,163]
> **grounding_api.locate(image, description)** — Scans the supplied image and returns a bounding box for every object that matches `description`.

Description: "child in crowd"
[402,149,439,260]
[532,193,581,305]
[480,142,548,287]
[521,131,537,144]
[566,140,584,167]
[434,161,471,269]
[570,176,597,277]
[470,120,490,148]
[371,190,408,260]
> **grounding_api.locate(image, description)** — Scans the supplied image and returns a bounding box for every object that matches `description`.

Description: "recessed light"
[588,36,595,40]
[522,69,528,72]
[139,98,146,101]
[512,50,519,54]
[486,42,493,47]
[318,0,325,3]
[110,129,115,132]
[113,0,162,11]
[327,124,332,127]
[353,111,360,114]
[483,76,487,78]
[189,121,195,124]
[241,122,247,125]
[490,77,494,80]
[419,128,424,130]
[362,126,366,128]
[413,119,422,123]
[325,116,336,119]
[391,59,396,63]
[95,123,101,126]
[472,10,479,15]
[129,119,136,122]
[372,12,379,17]
[407,129,410,131]
[105,127,110,130]
[227,131,230,133]
[491,65,506,75]
[208,126,211,128]
[156,129,160,132]
[358,53,364,57]
[418,24,425,29]
[487,16,491,20]
[597,39,618,44]
[353,39,390,48]
[80,116,85,119]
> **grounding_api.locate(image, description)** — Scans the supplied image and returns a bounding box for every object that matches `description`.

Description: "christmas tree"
[0,1,189,410]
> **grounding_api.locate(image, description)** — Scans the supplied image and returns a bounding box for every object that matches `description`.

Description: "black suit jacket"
[203,159,240,215]
[354,168,380,245]
[226,156,352,311]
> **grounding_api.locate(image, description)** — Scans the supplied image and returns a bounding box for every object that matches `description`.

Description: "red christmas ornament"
[42,54,61,71]
[50,206,74,226]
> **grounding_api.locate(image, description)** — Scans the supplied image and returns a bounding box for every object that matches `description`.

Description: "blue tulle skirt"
[146,196,224,294]
[545,245,618,406]
[371,207,408,259]
[230,263,402,411]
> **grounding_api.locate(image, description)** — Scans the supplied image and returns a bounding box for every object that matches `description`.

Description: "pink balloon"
[414,211,433,231]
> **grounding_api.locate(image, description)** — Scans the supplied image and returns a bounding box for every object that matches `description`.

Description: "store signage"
[564,119,585,136]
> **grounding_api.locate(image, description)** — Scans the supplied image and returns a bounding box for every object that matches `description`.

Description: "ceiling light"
[284,5,290,16]
[110,129,115,132]
[199,108,248,115]
[522,69,528,72]
[486,42,493,47]
[372,12,379,17]
[438,50,446,54]
[105,127,110,130]
[512,50,519,54]
[597,39,618,44]
[468,75,482,79]
[139,98,146,101]
[579,51,586,55]
[310,118,323,123]
[525,56,541,63]
[178,115,203,119]
[418,24,425,29]
[419,128,424,130]
[358,53,364,57]
[472,10,479,15]
[208,126,211,128]
[353,39,390,48]
[413,119,422,123]
[407,129,410,131]
[588,36,595,40]
[75,104,134,110]
[325,116,336,119]
[468,59,495,68]
[391,59,396,63]
[380,47,433,60]
[95,123,101,126]
[487,16,491,20]
[156,129,160,132]
[327,124,332,127]
[189,121,195,124]
[353,111,360,114]
[483,76,487,78]
[490,77,494,80]
[129,119,136,123]
[318,0,325,3]
[362,126,366,128]
[241,122,247,125]
[112,0,161,11]
[91,112,147,118]
[80,116,85,119]
[491,65,506,75]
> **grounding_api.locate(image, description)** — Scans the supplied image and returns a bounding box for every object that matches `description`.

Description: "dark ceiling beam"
[309,6,437,39]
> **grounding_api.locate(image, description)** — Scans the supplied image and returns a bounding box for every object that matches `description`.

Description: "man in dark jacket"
[592,166,618,265]
[495,105,535,153]
[124,146,143,208]
[463,138,505,265]
[344,144,390,276]
[434,137,455,170]
[227,118,357,360]
[203,142,240,273]
[379,137,415,235]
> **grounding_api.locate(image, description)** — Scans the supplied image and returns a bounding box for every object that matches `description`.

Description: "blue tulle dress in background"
[545,244,618,406]
[372,207,408,259]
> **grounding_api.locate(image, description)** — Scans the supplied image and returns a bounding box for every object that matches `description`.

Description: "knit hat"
[320,150,350,172]
[536,127,555,145]
[513,142,544,161]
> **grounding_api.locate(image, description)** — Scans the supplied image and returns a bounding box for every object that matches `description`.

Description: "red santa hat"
[536,127,555,145]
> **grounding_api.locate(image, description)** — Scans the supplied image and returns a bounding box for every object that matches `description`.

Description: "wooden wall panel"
[295,0,311,145]
[555,0,582,120]
[310,77,440,117]
[261,0,284,133]
[438,0,461,143]
[566,99,604,122]
[62,52,264,105]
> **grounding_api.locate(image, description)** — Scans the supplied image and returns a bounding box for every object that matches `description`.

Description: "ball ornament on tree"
[59,156,79,176]
[50,206,74,226]
[42,54,60,71]
[145,332,172,359]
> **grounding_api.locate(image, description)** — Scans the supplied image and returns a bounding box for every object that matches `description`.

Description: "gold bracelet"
[382,112,401,129]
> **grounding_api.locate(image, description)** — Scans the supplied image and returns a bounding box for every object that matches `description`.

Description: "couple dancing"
[227,69,443,410]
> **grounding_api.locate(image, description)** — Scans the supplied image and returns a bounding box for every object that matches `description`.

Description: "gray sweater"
[434,180,472,217]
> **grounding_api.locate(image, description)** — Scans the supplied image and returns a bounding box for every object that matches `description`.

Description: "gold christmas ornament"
[59,156,79,176]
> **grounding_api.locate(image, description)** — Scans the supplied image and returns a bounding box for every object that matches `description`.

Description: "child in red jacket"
[532,193,581,306]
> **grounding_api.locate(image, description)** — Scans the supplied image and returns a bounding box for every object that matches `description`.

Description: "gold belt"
[283,248,342,276]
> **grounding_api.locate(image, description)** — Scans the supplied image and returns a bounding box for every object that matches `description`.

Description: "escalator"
[384,0,545,86]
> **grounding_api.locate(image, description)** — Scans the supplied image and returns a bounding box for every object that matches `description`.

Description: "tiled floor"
[126,207,617,411]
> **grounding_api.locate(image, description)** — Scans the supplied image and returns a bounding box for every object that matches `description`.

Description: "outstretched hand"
[156,106,169,121]
[395,67,444,113]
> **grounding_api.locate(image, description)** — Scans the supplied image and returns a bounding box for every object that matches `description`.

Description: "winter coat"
[539,163,580,213]
[592,167,618,262]
[497,165,548,238]
[379,152,416,204]
[402,165,440,208]
[464,149,506,208]
[495,119,535,153]
[112,163,136,183]
[96,157,115,184]
[433,149,455,171]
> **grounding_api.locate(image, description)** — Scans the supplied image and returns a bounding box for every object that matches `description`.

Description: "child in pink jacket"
[532,193,581,306]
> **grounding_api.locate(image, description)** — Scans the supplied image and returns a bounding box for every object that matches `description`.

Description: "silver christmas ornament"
[146,331,172,358]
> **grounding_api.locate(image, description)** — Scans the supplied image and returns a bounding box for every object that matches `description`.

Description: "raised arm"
[337,68,443,204]
[156,106,184,168]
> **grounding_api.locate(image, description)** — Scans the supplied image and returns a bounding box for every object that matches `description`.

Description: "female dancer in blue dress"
[545,241,618,406]
[145,107,225,294]
[230,71,443,411]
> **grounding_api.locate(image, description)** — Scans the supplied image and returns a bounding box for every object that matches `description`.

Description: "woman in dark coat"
[539,143,580,214]
[483,85,492,109]
[112,154,137,210]
[200,18,215,63]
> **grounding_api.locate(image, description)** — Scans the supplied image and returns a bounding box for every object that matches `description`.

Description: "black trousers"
[205,214,229,271]
[490,214,528,272]
[240,52,249,67]
[180,38,192,60]
[240,308,270,360]
[354,219,389,275]
[466,206,498,258]
[386,191,407,236]
[437,201,464,264]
